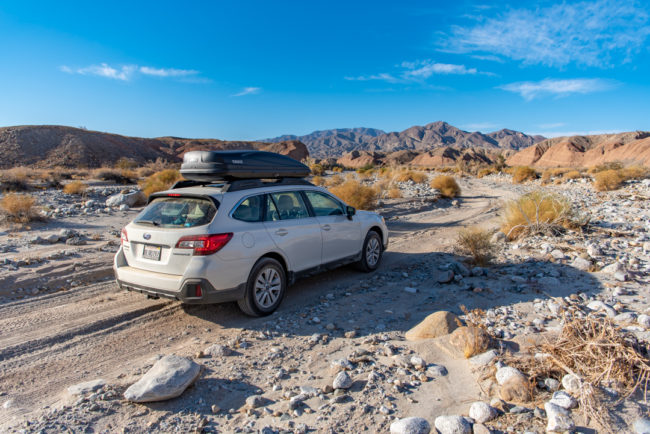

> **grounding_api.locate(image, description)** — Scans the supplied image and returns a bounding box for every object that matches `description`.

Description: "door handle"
[275,229,288,236]
[322,224,331,231]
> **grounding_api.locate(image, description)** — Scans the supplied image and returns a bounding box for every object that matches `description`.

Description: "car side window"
[270,192,310,220]
[232,195,263,222]
[265,194,281,221]
[304,191,344,217]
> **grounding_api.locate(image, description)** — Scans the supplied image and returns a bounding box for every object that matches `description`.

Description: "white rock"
[544,402,575,432]
[118,204,130,211]
[572,257,591,271]
[330,359,354,371]
[390,417,431,434]
[106,190,145,207]
[123,355,201,402]
[495,366,525,385]
[410,356,426,370]
[204,344,232,357]
[544,378,560,391]
[404,287,418,294]
[433,415,472,434]
[601,262,625,275]
[2,399,14,409]
[638,314,650,328]
[333,371,352,389]
[550,390,577,409]
[634,418,650,434]
[469,350,497,367]
[67,379,106,395]
[561,373,581,394]
[246,395,264,408]
[550,249,565,260]
[469,402,497,423]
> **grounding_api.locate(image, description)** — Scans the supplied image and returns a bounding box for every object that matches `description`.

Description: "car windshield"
[134,196,218,228]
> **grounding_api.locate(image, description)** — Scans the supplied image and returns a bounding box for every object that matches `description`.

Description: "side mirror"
[346,205,356,219]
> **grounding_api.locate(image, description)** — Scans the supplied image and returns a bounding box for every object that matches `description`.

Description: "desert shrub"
[438,166,455,173]
[137,167,156,178]
[329,179,379,210]
[431,175,461,198]
[356,163,375,174]
[620,165,649,180]
[326,174,344,187]
[456,227,496,266]
[115,157,138,170]
[310,163,325,176]
[388,187,402,199]
[589,161,624,174]
[563,170,581,180]
[594,170,623,191]
[395,170,427,183]
[332,166,343,173]
[311,175,325,186]
[541,170,552,185]
[95,168,136,184]
[63,181,87,195]
[512,166,538,183]
[0,193,40,223]
[477,167,497,178]
[140,169,182,196]
[502,190,576,240]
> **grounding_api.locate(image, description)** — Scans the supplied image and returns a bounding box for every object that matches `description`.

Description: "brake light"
[167,193,181,197]
[175,233,233,256]
[121,228,129,245]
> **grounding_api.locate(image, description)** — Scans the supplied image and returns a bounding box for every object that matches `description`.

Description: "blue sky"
[1,0,649,140]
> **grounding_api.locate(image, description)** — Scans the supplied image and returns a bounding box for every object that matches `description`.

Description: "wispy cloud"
[232,87,261,97]
[443,0,650,68]
[345,59,490,84]
[529,129,623,138]
[538,122,566,129]
[499,78,615,100]
[60,63,201,81]
[462,122,499,131]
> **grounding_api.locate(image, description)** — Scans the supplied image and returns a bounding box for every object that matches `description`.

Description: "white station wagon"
[114,151,388,316]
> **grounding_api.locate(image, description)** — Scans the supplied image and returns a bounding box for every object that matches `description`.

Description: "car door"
[263,191,322,272]
[303,190,361,264]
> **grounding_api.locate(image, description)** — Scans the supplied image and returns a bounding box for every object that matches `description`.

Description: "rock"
[330,359,354,372]
[499,376,532,403]
[544,402,574,432]
[45,234,60,244]
[246,395,264,408]
[549,391,577,409]
[3,399,14,409]
[472,423,491,434]
[404,286,418,294]
[449,326,492,358]
[469,402,497,423]
[119,204,130,211]
[106,190,145,208]
[437,270,455,284]
[469,350,497,367]
[433,415,472,434]
[491,231,506,243]
[544,378,560,392]
[58,229,77,239]
[496,366,525,385]
[614,271,628,282]
[587,245,602,258]
[634,418,650,434]
[123,355,201,402]
[561,374,581,394]
[289,393,308,409]
[405,311,460,341]
[66,236,86,246]
[204,344,233,357]
[550,249,565,260]
[449,261,470,277]
[538,276,560,286]
[638,314,650,328]
[614,312,636,323]
[572,257,591,271]
[426,364,448,377]
[333,371,352,390]
[601,262,625,274]
[67,379,106,395]
[390,417,431,434]
[410,356,426,370]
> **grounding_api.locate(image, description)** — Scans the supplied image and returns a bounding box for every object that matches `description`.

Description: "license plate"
[142,245,162,261]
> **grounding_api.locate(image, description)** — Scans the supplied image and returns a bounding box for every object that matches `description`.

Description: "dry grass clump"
[431,175,461,198]
[456,227,496,266]
[395,170,427,184]
[502,190,576,240]
[115,157,138,170]
[332,166,343,173]
[388,187,402,199]
[512,166,538,183]
[0,167,32,192]
[140,169,182,197]
[0,193,40,223]
[329,179,379,210]
[563,170,581,180]
[477,167,499,178]
[311,175,325,186]
[594,169,624,191]
[620,165,649,180]
[326,174,344,187]
[588,161,623,174]
[309,163,324,176]
[95,168,137,184]
[62,181,87,195]
[509,314,650,432]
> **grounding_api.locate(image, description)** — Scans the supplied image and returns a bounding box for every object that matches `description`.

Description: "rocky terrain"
[0,125,309,169]
[0,173,649,433]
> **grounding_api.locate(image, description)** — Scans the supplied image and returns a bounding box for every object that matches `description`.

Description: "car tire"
[356,230,383,272]
[237,257,286,317]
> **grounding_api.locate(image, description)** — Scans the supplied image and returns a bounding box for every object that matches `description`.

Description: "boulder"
[106,190,145,208]
[390,417,431,434]
[449,326,492,358]
[433,415,472,434]
[405,311,460,341]
[123,355,201,403]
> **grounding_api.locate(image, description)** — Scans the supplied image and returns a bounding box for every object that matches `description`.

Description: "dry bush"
[589,161,624,174]
[502,190,577,240]
[329,179,379,210]
[63,181,87,195]
[0,193,40,223]
[540,170,552,185]
[332,166,343,173]
[137,167,156,178]
[95,168,136,184]
[431,175,461,198]
[508,314,650,432]
[326,174,344,187]
[115,157,138,170]
[563,170,582,180]
[395,170,427,183]
[456,227,496,266]
[512,166,538,183]
[438,166,455,173]
[594,169,624,191]
[140,169,182,197]
[311,175,325,186]
[310,163,324,176]
[388,187,402,199]
[0,167,34,192]
[477,167,498,178]
[620,165,649,180]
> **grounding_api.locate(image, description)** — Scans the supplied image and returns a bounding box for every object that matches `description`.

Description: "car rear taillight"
[121,228,129,245]
[175,233,233,256]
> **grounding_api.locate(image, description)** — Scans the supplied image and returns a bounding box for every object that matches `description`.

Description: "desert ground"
[0,171,649,433]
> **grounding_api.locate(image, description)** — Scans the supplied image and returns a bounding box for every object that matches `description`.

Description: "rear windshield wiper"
[136,220,160,226]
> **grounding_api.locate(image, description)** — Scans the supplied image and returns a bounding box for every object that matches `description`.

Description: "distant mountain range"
[264,121,546,158]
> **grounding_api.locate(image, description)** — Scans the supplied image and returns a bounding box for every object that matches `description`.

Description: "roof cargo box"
[180,150,310,181]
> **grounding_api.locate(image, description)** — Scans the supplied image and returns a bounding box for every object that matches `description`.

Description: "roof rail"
[170,177,314,192]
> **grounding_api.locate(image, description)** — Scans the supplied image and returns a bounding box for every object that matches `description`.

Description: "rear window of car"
[134,197,218,228]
